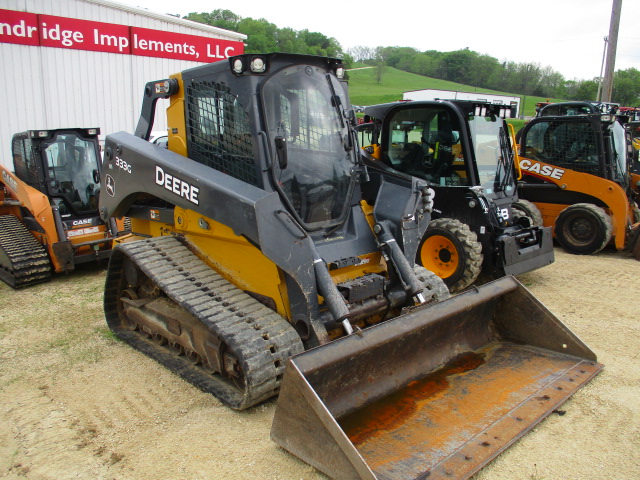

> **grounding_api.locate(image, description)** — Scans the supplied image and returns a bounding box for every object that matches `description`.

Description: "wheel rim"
[420,234,459,278]
[118,288,139,330]
[562,214,597,247]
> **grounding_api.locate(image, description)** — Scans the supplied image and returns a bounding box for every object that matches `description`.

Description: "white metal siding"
[0,0,246,169]
[402,89,521,117]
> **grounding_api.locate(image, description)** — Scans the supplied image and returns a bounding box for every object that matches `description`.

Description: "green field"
[347,65,562,117]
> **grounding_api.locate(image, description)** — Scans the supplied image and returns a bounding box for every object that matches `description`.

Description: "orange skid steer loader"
[99,53,602,479]
[517,102,640,259]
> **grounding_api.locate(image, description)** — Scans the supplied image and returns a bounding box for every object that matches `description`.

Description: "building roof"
[84,0,247,40]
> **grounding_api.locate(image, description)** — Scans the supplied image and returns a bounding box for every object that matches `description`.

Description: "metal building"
[403,89,521,118]
[0,0,246,169]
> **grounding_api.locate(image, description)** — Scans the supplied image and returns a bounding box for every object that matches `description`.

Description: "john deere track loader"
[0,128,122,288]
[357,100,553,291]
[99,53,602,479]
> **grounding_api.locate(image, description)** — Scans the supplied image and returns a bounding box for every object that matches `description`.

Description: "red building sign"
[0,8,244,60]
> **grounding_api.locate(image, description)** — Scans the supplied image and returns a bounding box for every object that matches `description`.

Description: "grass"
[347,65,562,117]
[0,267,111,378]
[96,325,120,342]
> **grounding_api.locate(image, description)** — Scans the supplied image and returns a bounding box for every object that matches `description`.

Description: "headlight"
[250,57,266,73]
[232,58,244,74]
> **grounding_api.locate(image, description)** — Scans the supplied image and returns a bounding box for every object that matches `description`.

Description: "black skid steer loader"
[99,53,602,479]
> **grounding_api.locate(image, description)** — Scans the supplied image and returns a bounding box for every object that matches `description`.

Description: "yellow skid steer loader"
[99,53,602,479]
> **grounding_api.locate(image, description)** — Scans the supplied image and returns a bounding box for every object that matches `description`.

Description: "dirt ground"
[0,247,638,480]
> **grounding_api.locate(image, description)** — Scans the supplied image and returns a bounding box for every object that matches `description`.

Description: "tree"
[184,9,240,31]
[573,80,598,101]
[184,9,343,58]
[612,68,640,106]
[411,54,438,77]
[347,46,375,63]
[183,9,635,104]
[538,67,566,98]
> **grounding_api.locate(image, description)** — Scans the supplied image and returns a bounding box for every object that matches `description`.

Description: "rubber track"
[104,235,304,410]
[0,215,51,288]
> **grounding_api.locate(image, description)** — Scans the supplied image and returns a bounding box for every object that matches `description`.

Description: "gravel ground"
[0,247,638,480]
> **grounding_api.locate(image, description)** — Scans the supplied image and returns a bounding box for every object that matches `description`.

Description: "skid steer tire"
[413,265,451,303]
[555,203,612,255]
[512,199,544,227]
[417,218,483,292]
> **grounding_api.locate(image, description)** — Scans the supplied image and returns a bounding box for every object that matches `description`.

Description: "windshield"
[469,115,515,196]
[43,133,100,214]
[262,65,355,230]
[610,121,628,183]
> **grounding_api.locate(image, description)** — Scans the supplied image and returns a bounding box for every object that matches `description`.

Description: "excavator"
[0,128,123,288]
[356,100,553,291]
[517,101,640,258]
[99,53,602,479]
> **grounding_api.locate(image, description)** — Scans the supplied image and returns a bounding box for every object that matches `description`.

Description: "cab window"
[384,107,468,186]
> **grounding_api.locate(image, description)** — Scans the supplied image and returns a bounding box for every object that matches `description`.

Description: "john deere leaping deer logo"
[106,174,115,197]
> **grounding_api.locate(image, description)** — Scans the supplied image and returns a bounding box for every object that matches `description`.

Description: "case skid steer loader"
[0,128,123,288]
[99,53,602,479]
[517,102,640,259]
[356,100,553,292]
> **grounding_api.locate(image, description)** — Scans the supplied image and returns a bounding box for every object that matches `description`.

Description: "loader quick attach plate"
[271,276,603,480]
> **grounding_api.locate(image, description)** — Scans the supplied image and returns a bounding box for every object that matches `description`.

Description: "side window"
[186,80,258,186]
[11,137,39,187]
[11,136,28,179]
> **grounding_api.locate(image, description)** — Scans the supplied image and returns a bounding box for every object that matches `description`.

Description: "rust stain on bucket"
[340,352,486,445]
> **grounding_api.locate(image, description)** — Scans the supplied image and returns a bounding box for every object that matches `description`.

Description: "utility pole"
[596,36,608,101]
[601,0,622,102]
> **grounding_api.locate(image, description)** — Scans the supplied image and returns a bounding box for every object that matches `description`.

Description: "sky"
[121,0,639,81]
